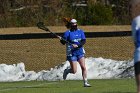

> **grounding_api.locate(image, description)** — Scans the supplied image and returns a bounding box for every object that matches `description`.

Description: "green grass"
[0,79,136,93]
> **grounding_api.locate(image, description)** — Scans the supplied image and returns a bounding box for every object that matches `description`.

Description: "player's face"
[71,23,77,30]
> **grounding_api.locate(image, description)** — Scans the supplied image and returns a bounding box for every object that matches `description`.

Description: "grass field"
[0,79,136,93]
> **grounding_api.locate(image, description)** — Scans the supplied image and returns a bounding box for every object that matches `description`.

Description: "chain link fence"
[0,28,134,71]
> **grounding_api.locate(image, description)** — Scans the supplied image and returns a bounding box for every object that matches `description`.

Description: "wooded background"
[0,0,131,27]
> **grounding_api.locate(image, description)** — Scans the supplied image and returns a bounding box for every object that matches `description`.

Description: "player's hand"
[57,35,62,40]
[72,44,78,48]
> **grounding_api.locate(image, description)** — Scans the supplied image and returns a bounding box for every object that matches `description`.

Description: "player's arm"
[57,36,65,45]
[59,32,69,45]
[77,30,86,48]
[136,29,140,47]
[60,38,66,45]
[77,39,86,48]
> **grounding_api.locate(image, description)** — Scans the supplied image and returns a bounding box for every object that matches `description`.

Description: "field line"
[0,81,58,92]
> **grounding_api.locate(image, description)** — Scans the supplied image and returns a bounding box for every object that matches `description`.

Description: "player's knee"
[134,62,140,75]
[72,69,77,74]
[81,66,86,71]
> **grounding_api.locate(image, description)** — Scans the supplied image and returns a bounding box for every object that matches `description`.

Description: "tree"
[107,0,131,24]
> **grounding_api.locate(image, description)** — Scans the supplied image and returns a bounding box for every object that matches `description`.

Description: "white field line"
[0,82,58,92]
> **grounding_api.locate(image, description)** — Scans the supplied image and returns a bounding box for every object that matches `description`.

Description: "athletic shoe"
[63,68,69,80]
[84,82,91,87]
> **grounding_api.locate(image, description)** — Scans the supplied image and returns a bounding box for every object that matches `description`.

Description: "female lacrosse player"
[131,0,140,92]
[132,15,140,93]
[58,19,91,87]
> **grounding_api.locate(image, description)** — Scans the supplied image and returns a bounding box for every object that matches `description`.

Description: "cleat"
[84,82,91,87]
[63,69,69,80]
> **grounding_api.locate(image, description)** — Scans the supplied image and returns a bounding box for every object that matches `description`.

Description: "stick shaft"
[37,22,72,45]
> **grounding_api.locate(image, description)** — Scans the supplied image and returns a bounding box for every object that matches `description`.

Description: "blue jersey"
[132,15,140,48]
[62,29,86,56]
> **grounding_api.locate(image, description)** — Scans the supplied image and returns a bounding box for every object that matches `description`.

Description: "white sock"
[84,78,88,83]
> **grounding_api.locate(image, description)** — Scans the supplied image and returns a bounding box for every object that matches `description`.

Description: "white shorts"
[134,47,140,64]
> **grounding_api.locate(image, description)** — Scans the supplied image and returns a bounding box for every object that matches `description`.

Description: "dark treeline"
[0,0,131,27]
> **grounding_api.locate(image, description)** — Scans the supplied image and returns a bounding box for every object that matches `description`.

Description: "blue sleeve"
[136,30,140,43]
[60,31,69,45]
[77,30,86,47]
[63,31,69,40]
[80,30,86,40]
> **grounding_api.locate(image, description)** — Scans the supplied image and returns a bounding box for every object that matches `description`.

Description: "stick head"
[37,22,44,28]
[36,22,49,31]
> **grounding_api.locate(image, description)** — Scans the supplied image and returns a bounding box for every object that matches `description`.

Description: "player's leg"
[69,61,77,74]
[78,56,91,87]
[134,47,140,93]
[134,62,140,93]
[63,56,77,80]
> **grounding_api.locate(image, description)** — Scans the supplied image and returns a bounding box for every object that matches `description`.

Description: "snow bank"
[0,57,134,82]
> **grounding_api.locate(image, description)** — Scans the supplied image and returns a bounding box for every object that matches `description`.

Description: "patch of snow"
[0,57,134,82]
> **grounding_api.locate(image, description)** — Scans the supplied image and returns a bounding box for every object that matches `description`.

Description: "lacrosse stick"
[37,22,71,45]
